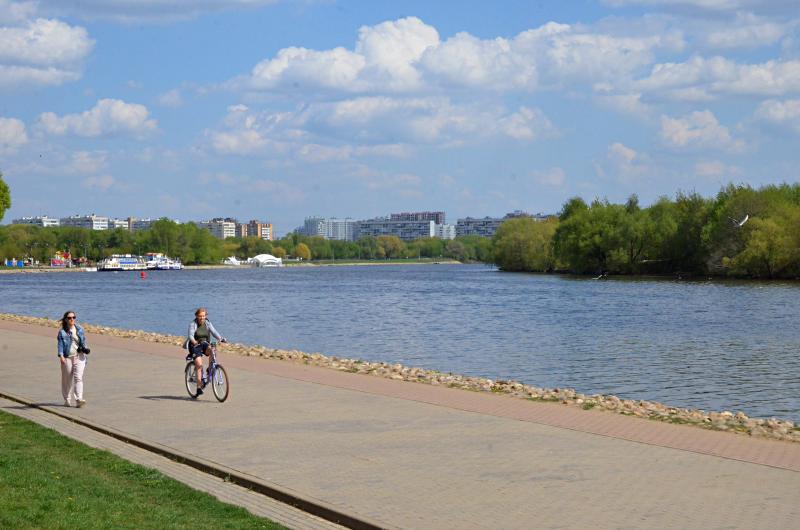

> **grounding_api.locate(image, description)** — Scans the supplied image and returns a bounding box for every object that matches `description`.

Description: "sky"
[1,0,799,235]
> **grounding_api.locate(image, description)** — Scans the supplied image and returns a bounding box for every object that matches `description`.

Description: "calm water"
[3,264,799,421]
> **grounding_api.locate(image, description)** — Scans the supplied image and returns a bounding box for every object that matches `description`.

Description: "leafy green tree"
[726,216,795,278]
[554,199,627,274]
[357,236,378,259]
[377,235,406,258]
[295,242,311,260]
[307,236,332,259]
[444,240,468,261]
[493,217,559,271]
[0,171,10,223]
[271,246,286,259]
[456,235,494,262]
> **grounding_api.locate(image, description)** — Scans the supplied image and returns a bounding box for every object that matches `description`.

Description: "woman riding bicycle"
[184,307,225,397]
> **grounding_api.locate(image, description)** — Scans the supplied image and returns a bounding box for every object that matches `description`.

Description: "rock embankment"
[5,312,798,443]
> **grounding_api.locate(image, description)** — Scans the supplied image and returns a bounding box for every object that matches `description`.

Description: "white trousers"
[61,354,86,402]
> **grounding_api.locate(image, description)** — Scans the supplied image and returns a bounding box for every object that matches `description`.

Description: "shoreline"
[1,260,463,274]
[2,311,796,444]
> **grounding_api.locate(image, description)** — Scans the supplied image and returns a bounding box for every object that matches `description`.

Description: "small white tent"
[251,254,283,267]
[223,256,241,266]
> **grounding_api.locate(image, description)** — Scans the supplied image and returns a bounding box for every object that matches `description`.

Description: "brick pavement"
[3,320,800,529]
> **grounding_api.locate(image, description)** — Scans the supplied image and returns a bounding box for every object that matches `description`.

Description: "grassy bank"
[0,410,285,529]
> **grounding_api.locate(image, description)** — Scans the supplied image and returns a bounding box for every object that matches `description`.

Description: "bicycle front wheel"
[211,364,229,402]
[185,362,198,398]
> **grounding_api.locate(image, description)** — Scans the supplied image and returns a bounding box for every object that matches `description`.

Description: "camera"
[78,345,91,354]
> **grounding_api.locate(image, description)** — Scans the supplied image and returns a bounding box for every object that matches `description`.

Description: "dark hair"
[194,307,207,318]
[61,310,76,331]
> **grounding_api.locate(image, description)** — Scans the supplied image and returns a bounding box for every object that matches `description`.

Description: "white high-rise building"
[196,218,237,240]
[434,224,456,240]
[60,214,109,230]
[108,218,130,230]
[302,217,357,241]
[356,218,435,241]
[12,216,60,227]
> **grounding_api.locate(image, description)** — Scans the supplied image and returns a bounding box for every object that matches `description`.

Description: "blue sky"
[1,0,799,235]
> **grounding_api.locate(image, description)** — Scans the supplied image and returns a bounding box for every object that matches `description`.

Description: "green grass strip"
[0,409,286,530]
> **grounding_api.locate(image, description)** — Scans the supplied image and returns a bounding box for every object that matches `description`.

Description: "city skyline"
[1,1,799,233]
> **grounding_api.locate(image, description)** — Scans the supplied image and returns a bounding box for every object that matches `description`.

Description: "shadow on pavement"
[138,395,198,401]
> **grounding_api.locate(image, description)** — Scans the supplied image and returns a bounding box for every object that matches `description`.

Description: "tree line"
[0,219,493,266]
[493,183,800,279]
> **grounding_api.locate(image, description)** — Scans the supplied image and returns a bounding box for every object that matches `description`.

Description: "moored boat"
[98,254,147,271]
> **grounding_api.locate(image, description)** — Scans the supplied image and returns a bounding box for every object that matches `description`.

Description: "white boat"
[145,252,183,270]
[156,258,183,270]
[98,254,147,271]
[251,254,283,267]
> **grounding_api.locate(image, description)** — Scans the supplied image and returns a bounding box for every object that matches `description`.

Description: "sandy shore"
[1,311,796,443]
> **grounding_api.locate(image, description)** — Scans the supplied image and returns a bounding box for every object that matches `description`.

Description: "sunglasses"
[66,316,76,320]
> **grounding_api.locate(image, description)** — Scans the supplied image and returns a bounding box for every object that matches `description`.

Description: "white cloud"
[0,15,93,87]
[0,116,28,154]
[420,31,535,90]
[594,92,652,117]
[243,17,436,93]
[157,88,183,107]
[209,97,555,159]
[82,174,116,191]
[37,99,157,138]
[69,151,107,173]
[609,142,639,164]
[703,13,788,49]
[596,142,652,182]
[754,98,800,133]
[660,110,743,151]
[637,56,800,100]
[234,17,674,96]
[0,1,37,24]
[533,167,566,187]
[694,160,741,178]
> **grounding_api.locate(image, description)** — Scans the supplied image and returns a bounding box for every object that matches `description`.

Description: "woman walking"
[57,310,90,407]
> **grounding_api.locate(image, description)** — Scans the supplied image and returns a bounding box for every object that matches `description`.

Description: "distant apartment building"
[108,218,130,230]
[303,217,326,238]
[235,223,248,238]
[245,220,273,240]
[390,211,445,225]
[11,216,60,227]
[196,218,237,240]
[129,218,155,232]
[434,223,456,240]
[302,217,357,241]
[456,211,548,238]
[60,214,109,231]
[356,218,436,241]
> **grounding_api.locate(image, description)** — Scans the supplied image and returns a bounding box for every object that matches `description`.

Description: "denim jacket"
[184,319,224,349]
[57,325,87,357]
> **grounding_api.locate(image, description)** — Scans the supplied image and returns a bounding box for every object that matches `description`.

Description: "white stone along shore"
[4,312,798,444]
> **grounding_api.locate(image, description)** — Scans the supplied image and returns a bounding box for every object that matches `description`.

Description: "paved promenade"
[3,320,800,529]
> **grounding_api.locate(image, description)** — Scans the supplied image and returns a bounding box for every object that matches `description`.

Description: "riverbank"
[0,266,94,274]
[1,260,462,274]
[3,311,796,443]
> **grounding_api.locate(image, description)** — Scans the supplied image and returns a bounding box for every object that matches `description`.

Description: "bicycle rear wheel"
[185,362,198,398]
[211,364,229,402]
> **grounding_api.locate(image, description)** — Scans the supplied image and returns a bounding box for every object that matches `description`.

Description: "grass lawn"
[0,409,287,529]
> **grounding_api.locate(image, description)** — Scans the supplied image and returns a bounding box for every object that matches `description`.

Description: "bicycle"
[184,340,230,402]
